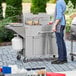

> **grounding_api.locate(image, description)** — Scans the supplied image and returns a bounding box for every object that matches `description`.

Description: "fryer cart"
[70,17,76,61]
[5,13,58,62]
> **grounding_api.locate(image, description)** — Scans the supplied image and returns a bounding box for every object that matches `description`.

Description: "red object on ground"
[46,72,66,76]
[0,68,2,72]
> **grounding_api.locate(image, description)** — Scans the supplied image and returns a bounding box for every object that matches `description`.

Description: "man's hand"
[52,19,60,32]
[52,25,56,32]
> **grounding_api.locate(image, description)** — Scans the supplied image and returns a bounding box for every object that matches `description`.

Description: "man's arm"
[52,2,63,32]
[52,19,60,32]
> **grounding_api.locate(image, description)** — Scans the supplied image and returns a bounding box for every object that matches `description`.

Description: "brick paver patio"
[0,40,76,72]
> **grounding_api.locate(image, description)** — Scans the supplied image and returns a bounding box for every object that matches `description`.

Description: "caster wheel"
[53,55,55,58]
[51,55,57,60]
[17,55,21,60]
[71,56,74,61]
[23,58,28,63]
[19,50,23,55]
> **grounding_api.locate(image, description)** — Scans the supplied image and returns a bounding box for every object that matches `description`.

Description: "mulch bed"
[0,42,11,46]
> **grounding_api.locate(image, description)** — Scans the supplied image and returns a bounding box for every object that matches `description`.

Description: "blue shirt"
[55,0,66,26]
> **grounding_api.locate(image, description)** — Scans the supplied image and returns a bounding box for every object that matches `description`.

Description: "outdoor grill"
[70,17,76,61]
[5,13,58,62]
[70,17,76,39]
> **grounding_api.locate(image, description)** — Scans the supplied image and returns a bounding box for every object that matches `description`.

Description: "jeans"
[55,26,67,61]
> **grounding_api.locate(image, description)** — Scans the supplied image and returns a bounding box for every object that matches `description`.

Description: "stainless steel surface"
[70,17,76,61]
[5,13,58,60]
[71,17,76,35]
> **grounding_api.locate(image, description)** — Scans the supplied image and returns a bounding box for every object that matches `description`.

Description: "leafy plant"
[66,0,74,15]
[31,0,49,14]
[65,0,76,33]
[66,25,71,33]
[3,0,6,2]
[65,15,72,33]
[0,18,14,42]
[71,0,76,8]
[6,0,22,22]
[22,0,31,3]
[49,0,56,3]
[65,0,69,4]
[0,26,14,42]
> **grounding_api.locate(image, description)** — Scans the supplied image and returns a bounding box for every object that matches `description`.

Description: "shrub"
[66,25,71,33]
[65,0,69,4]
[66,0,74,15]
[71,0,76,8]
[3,0,6,2]
[65,0,76,8]
[49,0,56,3]
[0,18,14,42]
[0,0,3,20]
[22,0,31,3]
[31,0,49,14]
[5,0,22,22]
[0,26,14,42]
[65,15,72,33]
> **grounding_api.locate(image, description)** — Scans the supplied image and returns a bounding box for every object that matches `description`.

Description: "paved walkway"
[0,40,76,73]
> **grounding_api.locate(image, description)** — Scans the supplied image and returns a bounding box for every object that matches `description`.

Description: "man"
[51,0,67,64]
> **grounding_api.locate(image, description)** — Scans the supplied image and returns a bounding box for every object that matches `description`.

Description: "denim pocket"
[56,24,61,33]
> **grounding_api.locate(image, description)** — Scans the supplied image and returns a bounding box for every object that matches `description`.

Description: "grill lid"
[72,17,76,25]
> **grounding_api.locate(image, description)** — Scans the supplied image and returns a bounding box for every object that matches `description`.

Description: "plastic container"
[2,66,11,74]
[0,68,2,72]
[12,34,23,51]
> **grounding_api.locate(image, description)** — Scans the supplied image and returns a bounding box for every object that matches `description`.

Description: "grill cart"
[70,17,76,61]
[6,13,58,62]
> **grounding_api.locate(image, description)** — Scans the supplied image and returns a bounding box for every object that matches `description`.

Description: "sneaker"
[51,60,67,64]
